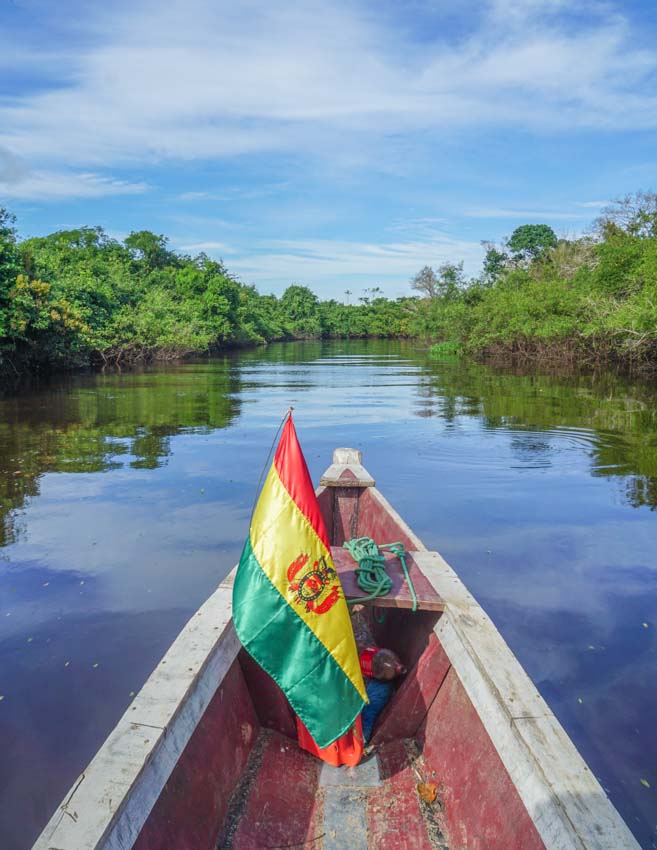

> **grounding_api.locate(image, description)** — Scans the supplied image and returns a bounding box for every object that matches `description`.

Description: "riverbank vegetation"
[1,191,656,374]
[422,194,657,369]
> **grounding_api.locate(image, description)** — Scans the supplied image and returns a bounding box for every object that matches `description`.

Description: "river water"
[1,340,656,849]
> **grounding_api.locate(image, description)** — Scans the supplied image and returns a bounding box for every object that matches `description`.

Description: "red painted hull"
[128,484,543,850]
[33,450,639,850]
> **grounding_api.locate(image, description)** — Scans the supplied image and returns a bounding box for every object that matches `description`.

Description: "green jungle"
[2,191,657,376]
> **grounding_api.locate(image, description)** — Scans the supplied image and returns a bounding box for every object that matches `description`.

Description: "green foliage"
[481,243,508,284]
[507,224,558,263]
[411,262,466,300]
[595,191,657,240]
[0,214,412,373]
[4,191,657,374]
[428,340,461,357]
[410,195,657,367]
[0,208,21,339]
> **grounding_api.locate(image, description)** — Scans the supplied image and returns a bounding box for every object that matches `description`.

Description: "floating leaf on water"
[640,778,650,788]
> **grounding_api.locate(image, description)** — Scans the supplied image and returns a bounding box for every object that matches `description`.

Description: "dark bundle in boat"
[33,449,639,850]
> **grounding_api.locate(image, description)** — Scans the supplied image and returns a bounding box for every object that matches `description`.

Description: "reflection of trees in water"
[0,360,241,546]
[411,354,657,509]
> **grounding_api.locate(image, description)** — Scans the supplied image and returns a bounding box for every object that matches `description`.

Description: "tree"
[481,241,508,284]
[594,191,657,240]
[410,266,439,298]
[507,224,558,263]
[0,208,21,338]
[124,231,175,271]
[279,285,322,336]
[435,262,466,300]
[411,263,465,300]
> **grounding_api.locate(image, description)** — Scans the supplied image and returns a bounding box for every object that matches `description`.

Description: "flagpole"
[250,406,294,523]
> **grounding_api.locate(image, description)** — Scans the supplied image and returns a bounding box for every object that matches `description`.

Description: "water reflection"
[0,359,242,545]
[413,357,657,507]
[0,341,656,849]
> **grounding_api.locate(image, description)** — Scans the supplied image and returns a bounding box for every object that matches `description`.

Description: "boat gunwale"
[31,451,641,850]
[32,571,240,850]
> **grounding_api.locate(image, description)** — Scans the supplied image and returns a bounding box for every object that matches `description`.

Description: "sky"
[1,0,657,299]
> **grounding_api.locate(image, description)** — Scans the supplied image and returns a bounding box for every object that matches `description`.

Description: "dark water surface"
[1,340,656,849]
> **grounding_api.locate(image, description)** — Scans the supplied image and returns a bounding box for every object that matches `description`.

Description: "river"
[1,340,656,849]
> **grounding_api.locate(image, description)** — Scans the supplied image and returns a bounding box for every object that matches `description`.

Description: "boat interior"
[132,462,545,850]
[35,451,637,850]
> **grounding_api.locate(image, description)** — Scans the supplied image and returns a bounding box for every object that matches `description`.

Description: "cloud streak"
[208,231,486,297]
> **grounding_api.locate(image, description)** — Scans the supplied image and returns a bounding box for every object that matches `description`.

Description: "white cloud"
[0,169,148,200]
[1,0,656,195]
[221,230,485,296]
[178,240,236,255]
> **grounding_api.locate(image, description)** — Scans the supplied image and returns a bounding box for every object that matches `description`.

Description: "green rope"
[343,537,418,613]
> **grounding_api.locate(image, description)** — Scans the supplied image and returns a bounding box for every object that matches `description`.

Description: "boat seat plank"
[331,547,445,611]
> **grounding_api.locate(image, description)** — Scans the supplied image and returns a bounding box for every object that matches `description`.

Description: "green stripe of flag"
[232,535,364,748]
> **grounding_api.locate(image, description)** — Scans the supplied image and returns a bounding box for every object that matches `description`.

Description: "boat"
[33,448,639,850]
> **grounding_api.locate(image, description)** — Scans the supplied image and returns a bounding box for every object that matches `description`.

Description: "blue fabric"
[361,677,394,742]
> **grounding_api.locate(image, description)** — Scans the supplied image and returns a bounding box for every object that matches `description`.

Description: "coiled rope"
[343,537,418,612]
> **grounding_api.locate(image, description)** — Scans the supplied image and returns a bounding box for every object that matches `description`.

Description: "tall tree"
[481,241,508,284]
[410,266,439,298]
[125,231,175,271]
[595,191,657,240]
[411,263,465,300]
[507,224,557,263]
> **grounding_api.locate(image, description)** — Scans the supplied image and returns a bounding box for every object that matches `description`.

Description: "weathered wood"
[32,570,241,850]
[31,447,641,850]
[224,732,323,850]
[332,546,445,611]
[417,549,640,850]
[319,451,375,488]
[367,740,436,850]
[238,649,296,739]
[133,659,258,850]
[418,665,546,850]
[333,447,362,464]
[371,633,451,745]
[357,486,425,552]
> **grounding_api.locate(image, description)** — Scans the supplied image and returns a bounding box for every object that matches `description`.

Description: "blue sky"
[1,0,657,298]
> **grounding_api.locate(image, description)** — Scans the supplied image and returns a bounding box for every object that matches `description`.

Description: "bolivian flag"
[233,415,367,748]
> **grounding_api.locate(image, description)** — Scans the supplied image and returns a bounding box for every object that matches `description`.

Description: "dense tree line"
[0,210,416,373]
[2,191,657,374]
[419,195,657,369]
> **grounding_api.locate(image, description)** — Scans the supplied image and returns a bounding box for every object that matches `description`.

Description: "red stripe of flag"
[274,416,331,551]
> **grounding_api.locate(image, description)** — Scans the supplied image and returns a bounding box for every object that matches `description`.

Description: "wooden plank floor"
[217,731,451,850]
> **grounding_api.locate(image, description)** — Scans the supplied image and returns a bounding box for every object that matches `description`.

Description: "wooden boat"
[33,449,639,850]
